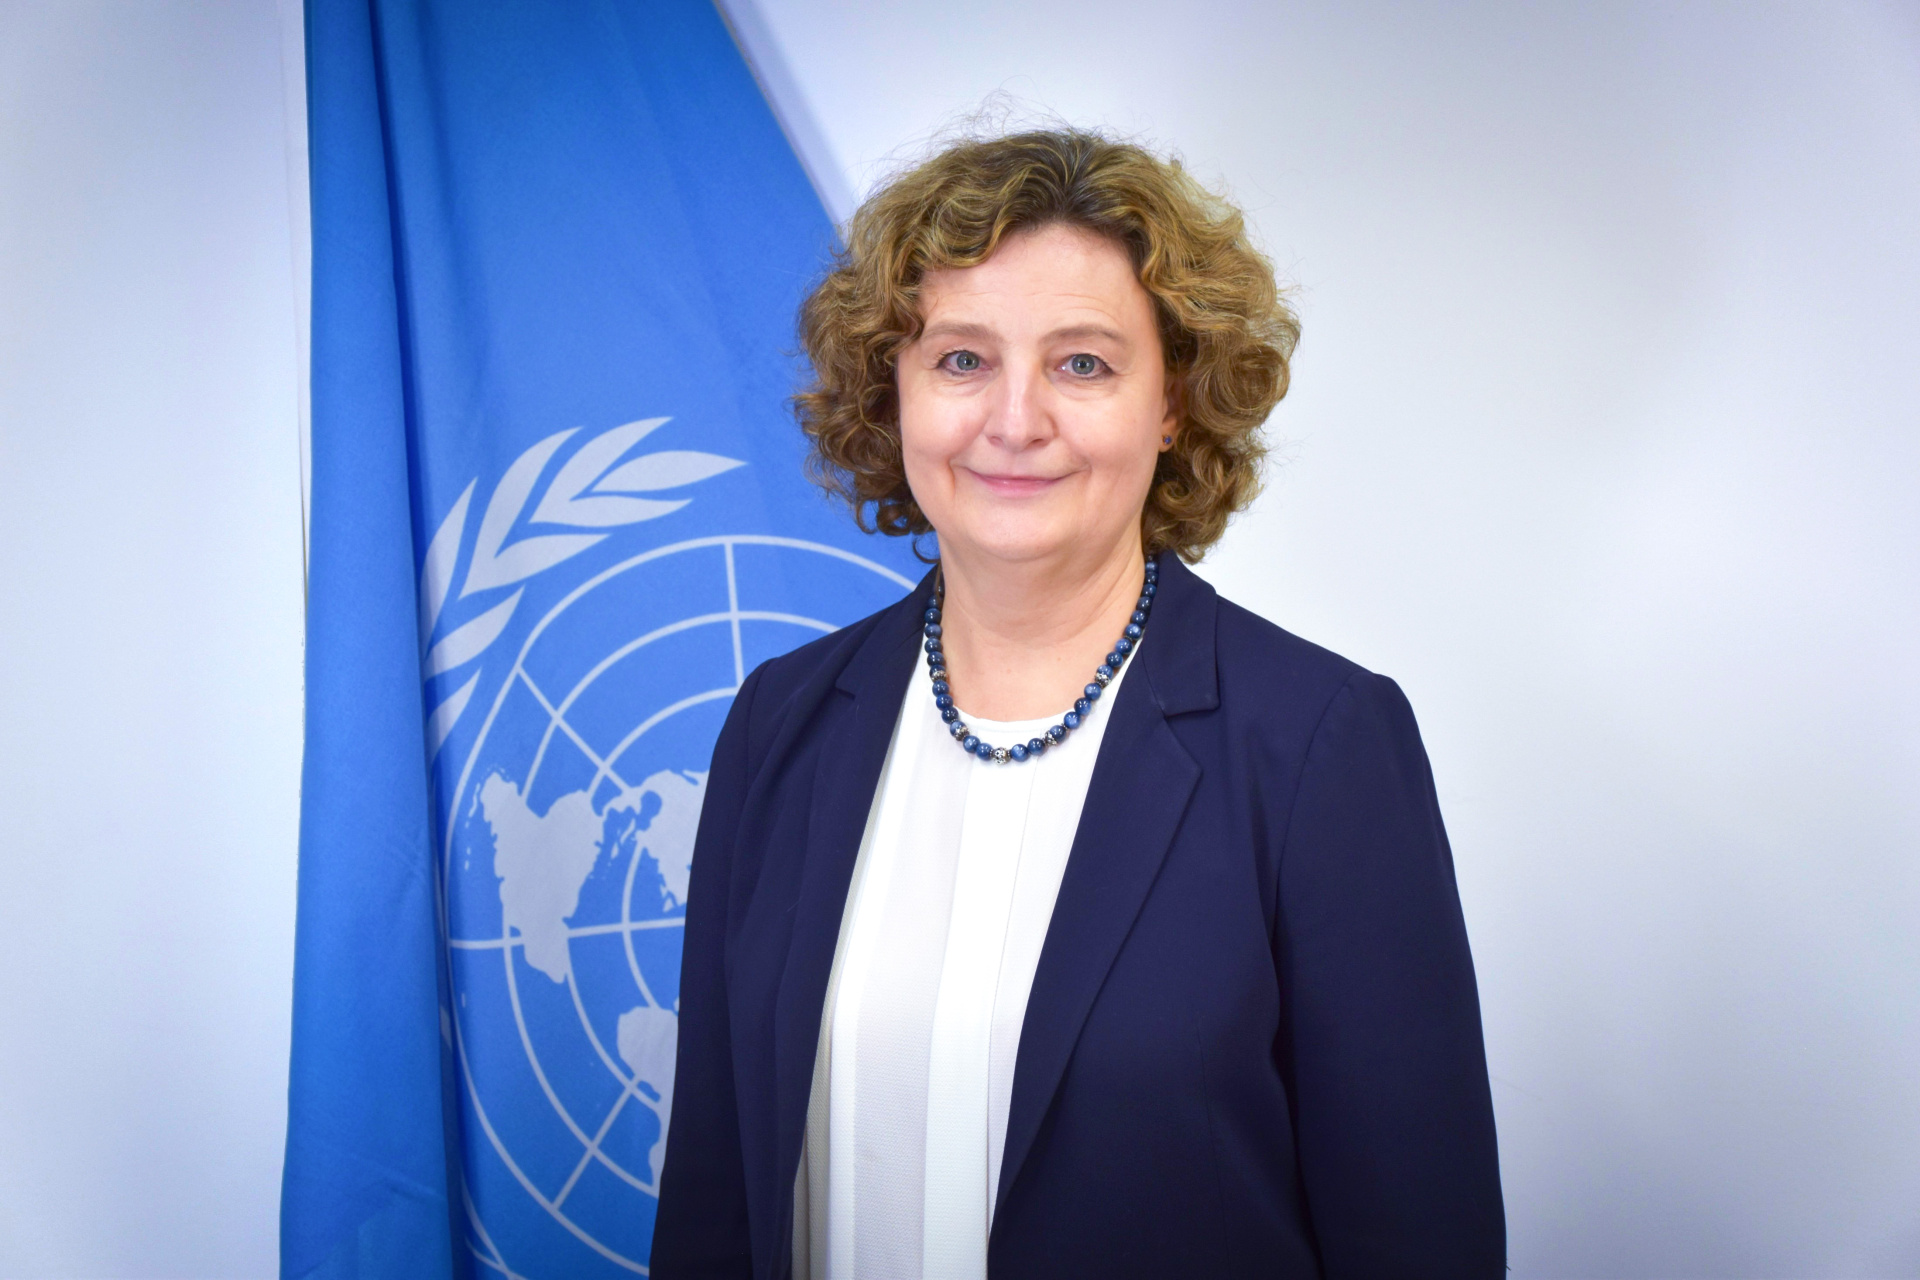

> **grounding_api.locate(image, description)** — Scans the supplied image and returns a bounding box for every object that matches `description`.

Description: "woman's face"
[896,222,1175,571]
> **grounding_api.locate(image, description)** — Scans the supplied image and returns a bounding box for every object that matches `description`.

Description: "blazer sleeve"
[651,663,764,1278]
[1276,670,1506,1277]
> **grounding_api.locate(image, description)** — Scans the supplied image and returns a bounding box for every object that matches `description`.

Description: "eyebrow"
[918,320,998,345]
[917,320,1133,348]
[1046,323,1131,348]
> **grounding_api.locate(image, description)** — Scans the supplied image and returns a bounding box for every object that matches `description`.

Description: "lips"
[967,470,1062,496]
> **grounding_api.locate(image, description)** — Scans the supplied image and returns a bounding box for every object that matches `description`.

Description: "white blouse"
[791,644,1138,1280]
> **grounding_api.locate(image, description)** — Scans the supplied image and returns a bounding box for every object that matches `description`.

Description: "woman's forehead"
[916,225,1151,337]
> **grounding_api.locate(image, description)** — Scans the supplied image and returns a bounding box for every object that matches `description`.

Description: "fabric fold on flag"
[283,2,916,1276]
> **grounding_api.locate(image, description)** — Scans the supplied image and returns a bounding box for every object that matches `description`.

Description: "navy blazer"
[653,555,1504,1278]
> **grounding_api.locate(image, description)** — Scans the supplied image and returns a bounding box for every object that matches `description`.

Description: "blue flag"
[284,2,918,1275]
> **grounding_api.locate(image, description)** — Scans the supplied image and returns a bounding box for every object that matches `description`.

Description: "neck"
[934,536,1148,721]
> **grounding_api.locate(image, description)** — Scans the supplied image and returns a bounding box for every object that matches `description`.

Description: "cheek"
[1084,393,1168,486]
[895,382,961,510]
[897,379,976,468]
[896,397,943,477]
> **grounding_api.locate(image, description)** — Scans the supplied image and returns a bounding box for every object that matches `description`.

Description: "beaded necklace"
[924,556,1158,763]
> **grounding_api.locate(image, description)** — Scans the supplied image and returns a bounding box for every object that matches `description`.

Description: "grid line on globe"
[441,536,914,1276]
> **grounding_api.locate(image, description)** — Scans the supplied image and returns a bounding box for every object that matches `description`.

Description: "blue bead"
[931,679,949,697]
[1142,580,1156,596]
[1137,596,1152,611]
[925,622,942,638]
[1124,623,1142,639]
[941,708,959,724]
[963,735,980,753]
[1074,697,1090,715]
[1145,560,1158,576]
[1009,743,1029,762]
[924,638,942,653]
[935,694,953,710]
[1131,611,1146,625]
[1063,710,1081,730]
[924,607,940,623]
[1106,652,1123,668]
[1027,737,1047,755]
[975,741,994,760]
[1096,664,1114,681]
[1084,683,1102,700]
[951,721,969,738]
[1115,637,1133,654]
[1047,725,1067,744]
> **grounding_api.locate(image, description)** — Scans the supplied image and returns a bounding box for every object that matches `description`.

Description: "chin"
[947,512,1084,566]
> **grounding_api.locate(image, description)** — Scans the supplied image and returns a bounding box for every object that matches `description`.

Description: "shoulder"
[1206,586,1421,753]
[1197,591,1445,884]
[1213,593,1364,688]
[1137,554,1416,744]
[727,576,928,762]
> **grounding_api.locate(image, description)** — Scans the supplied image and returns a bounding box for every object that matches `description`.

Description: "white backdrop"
[1,2,1915,1277]
[721,2,1920,1273]
[0,1,306,1278]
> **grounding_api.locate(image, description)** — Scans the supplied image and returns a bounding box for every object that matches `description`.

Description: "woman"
[654,129,1504,1279]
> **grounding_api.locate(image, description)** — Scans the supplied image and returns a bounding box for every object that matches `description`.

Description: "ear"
[1160,376,1182,451]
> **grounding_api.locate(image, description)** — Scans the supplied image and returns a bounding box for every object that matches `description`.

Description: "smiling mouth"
[966,470,1063,496]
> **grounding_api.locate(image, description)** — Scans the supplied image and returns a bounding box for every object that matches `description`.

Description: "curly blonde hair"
[795,128,1298,562]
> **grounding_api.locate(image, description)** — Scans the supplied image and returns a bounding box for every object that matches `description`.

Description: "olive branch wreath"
[416,417,742,757]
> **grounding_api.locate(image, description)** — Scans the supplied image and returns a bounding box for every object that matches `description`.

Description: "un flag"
[283,3,918,1276]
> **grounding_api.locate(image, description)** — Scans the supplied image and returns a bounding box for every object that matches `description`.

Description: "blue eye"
[1067,353,1101,376]
[945,350,981,373]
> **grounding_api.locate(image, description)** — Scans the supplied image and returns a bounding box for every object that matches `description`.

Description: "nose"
[984,361,1053,452]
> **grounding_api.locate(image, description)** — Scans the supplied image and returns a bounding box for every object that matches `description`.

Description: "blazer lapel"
[770,572,932,1194]
[995,556,1219,1212]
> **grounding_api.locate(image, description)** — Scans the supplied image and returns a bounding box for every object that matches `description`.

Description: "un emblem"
[423,421,911,1275]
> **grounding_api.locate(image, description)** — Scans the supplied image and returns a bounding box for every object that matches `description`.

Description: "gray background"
[1,1,1914,1275]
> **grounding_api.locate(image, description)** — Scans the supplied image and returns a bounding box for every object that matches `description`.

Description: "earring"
[1161,435,1173,446]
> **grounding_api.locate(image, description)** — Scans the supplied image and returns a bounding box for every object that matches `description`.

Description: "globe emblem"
[443,535,912,1275]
